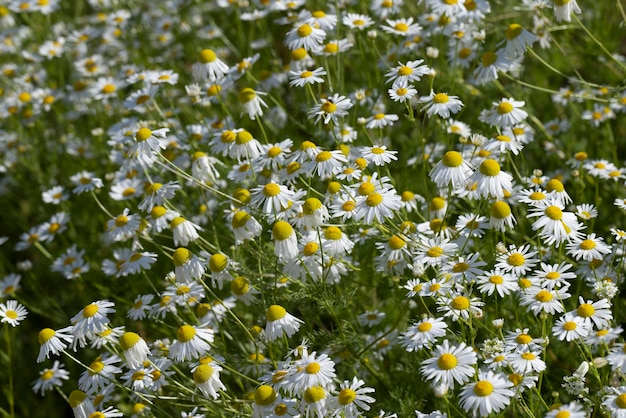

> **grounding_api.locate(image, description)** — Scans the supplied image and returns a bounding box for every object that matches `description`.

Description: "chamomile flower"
[239,88,268,120]
[70,300,116,349]
[127,295,154,321]
[286,22,326,51]
[481,98,528,128]
[169,325,214,362]
[265,305,304,341]
[308,94,353,125]
[120,332,151,369]
[602,386,626,416]
[32,361,70,395]
[388,84,418,103]
[569,297,613,329]
[306,149,349,178]
[365,114,399,130]
[467,159,513,199]
[421,91,464,118]
[519,286,571,315]
[528,199,583,246]
[291,351,337,392]
[231,210,264,245]
[496,244,539,277]
[476,268,518,297]
[192,48,229,81]
[382,17,422,36]
[458,370,514,417]
[288,67,326,87]
[37,326,74,363]
[385,60,431,86]
[507,350,546,374]
[78,354,122,395]
[401,317,448,351]
[489,200,516,232]
[471,50,512,85]
[551,313,590,342]
[532,262,576,290]
[334,377,376,418]
[437,294,484,321]
[0,299,28,326]
[272,221,299,262]
[127,126,169,166]
[420,340,477,389]
[342,13,375,30]
[70,170,104,194]
[193,363,226,399]
[429,151,473,189]
[566,233,612,261]
[354,188,403,224]
[172,248,206,283]
[501,23,536,58]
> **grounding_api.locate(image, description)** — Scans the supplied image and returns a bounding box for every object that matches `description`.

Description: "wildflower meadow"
[2,0,626,417]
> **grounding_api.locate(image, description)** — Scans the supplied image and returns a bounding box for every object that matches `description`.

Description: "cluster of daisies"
[1,0,626,417]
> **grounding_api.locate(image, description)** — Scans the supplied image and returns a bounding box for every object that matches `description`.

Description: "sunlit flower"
[421,340,477,389]
[459,370,514,417]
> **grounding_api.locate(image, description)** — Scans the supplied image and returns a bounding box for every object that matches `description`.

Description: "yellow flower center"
[365,192,383,207]
[473,380,494,396]
[199,49,217,63]
[238,88,256,104]
[38,328,56,344]
[394,22,409,32]
[479,159,501,176]
[545,272,560,280]
[545,206,563,220]
[101,84,116,95]
[580,239,596,250]
[388,235,406,250]
[267,305,287,321]
[451,296,470,310]
[398,65,413,76]
[209,254,228,273]
[177,325,196,342]
[418,322,433,332]
[482,51,497,66]
[521,352,536,360]
[437,353,458,370]
[324,226,342,240]
[563,321,577,331]
[490,275,504,284]
[231,277,250,295]
[506,23,523,40]
[321,101,337,113]
[577,303,595,318]
[536,290,553,302]
[297,24,313,37]
[545,179,564,192]
[433,93,449,104]
[497,102,514,114]
[120,332,141,350]
[516,334,532,344]
[172,248,191,266]
[302,242,319,256]
[255,385,277,406]
[338,388,357,405]
[263,183,281,197]
[430,197,446,210]
[306,362,321,374]
[529,191,545,200]
[135,127,152,142]
[507,253,525,266]
[426,246,444,258]
[304,386,326,403]
[491,201,511,219]
[82,303,99,318]
[273,221,293,241]
[193,364,214,384]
